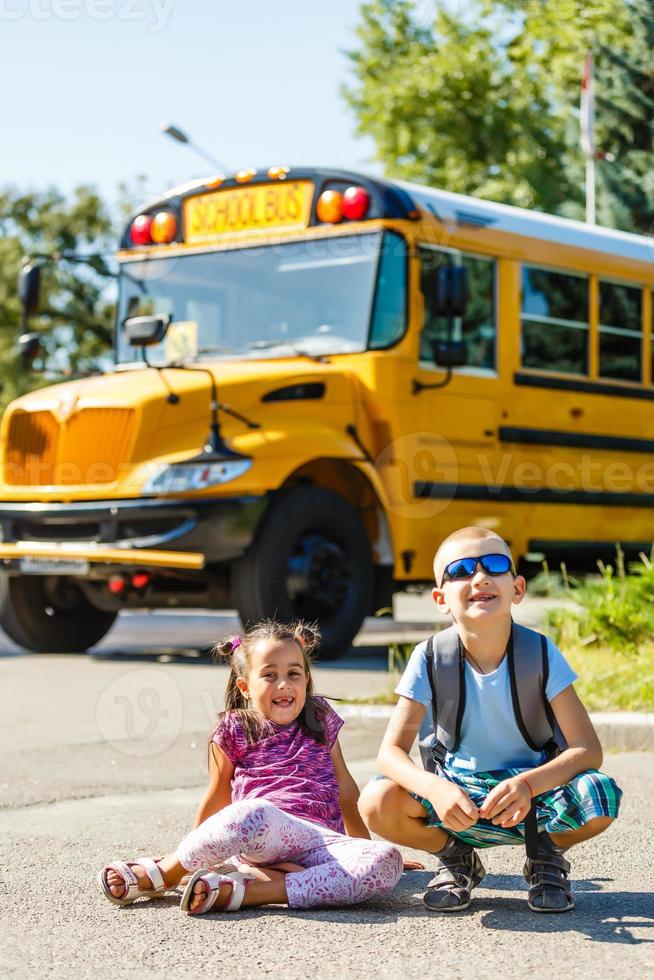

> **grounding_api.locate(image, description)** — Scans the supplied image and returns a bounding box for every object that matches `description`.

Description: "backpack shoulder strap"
[420,626,465,771]
[508,622,561,754]
[431,625,465,754]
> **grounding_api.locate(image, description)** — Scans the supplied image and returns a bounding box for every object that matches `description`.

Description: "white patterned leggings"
[176,798,403,909]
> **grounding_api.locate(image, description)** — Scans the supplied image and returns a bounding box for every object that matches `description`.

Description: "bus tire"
[231,486,373,659]
[0,575,117,653]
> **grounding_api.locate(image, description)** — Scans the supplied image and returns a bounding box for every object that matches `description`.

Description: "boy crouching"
[359,526,622,913]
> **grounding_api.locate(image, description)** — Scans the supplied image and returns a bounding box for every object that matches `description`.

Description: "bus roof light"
[235,168,257,183]
[316,190,343,223]
[342,186,370,220]
[151,211,178,244]
[130,214,153,246]
[267,166,290,180]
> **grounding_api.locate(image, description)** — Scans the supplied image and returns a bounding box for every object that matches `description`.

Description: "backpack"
[418,621,566,858]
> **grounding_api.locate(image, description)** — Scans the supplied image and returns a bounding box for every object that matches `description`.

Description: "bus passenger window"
[599,280,642,382]
[521,267,588,375]
[369,232,407,349]
[419,248,496,371]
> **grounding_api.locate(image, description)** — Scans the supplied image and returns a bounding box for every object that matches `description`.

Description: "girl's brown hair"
[211,618,326,747]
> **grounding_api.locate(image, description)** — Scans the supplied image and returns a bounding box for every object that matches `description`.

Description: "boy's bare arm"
[480,685,603,826]
[193,742,234,828]
[379,696,479,830]
[378,696,435,796]
[522,684,602,794]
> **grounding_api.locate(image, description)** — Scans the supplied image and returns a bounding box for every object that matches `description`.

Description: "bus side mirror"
[432,339,468,368]
[123,314,170,346]
[18,264,42,316]
[431,266,468,317]
[16,331,44,367]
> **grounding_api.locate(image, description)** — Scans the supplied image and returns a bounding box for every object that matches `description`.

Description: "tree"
[343,0,632,222]
[0,185,116,410]
[593,0,654,233]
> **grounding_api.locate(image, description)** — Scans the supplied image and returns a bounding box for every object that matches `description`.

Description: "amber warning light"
[316,186,370,224]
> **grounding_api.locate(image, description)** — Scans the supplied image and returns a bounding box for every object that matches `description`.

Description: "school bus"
[1,166,653,657]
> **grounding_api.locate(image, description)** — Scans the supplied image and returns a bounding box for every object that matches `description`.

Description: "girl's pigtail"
[294,620,320,657]
[212,636,249,711]
[212,636,239,661]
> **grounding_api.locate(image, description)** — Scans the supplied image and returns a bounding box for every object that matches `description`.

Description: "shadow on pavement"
[92,866,653,944]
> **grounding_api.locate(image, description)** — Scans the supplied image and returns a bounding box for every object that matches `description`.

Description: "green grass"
[564,643,654,712]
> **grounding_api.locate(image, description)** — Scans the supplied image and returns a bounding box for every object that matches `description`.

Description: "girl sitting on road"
[99,619,403,915]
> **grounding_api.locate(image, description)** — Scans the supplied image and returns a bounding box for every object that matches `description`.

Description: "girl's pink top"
[211,696,345,833]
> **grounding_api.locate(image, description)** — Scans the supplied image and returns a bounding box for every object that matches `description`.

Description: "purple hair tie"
[231,635,241,651]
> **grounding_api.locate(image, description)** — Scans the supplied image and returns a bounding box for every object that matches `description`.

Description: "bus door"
[409,245,502,536]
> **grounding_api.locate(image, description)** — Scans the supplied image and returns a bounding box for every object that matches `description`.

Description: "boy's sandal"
[523,848,574,913]
[423,838,486,913]
[180,870,254,916]
[98,856,167,906]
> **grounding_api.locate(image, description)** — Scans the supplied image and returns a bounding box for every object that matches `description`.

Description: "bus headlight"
[142,459,252,494]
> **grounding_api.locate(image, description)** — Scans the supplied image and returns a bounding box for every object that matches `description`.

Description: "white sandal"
[180,870,252,916]
[98,856,167,906]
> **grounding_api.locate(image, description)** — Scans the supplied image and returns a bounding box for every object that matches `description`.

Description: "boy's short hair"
[433,526,513,586]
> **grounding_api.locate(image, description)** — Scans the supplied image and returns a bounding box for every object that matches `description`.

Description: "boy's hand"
[479,776,532,828]
[427,778,479,832]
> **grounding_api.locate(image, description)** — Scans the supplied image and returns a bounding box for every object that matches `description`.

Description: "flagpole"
[586,154,596,225]
[581,51,596,225]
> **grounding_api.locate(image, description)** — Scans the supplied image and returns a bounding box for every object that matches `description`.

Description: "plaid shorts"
[405,767,622,849]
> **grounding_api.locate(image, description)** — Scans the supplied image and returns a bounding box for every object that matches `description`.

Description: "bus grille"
[4,408,135,486]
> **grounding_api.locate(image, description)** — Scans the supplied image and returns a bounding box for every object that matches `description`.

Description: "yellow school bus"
[1,166,653,657]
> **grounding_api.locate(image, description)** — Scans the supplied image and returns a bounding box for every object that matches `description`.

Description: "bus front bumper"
[0,495,265,573]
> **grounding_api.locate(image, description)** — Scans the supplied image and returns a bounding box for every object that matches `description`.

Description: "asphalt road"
[1,612,653,978]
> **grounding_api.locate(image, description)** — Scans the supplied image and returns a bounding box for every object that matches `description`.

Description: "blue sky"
[0,0,384,211]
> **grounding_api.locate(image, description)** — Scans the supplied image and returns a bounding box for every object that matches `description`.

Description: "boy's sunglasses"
[440,553,515,587]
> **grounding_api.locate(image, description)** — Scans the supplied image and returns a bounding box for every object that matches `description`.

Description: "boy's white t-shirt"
[395,635,578,774]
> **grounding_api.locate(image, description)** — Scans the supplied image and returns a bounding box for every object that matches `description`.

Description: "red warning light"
[130,214,153,246]
[342,186,370,220]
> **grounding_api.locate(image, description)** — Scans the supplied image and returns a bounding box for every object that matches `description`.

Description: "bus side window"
[599,280,642,382]
[418,247,496,371]
[521,267,589,375]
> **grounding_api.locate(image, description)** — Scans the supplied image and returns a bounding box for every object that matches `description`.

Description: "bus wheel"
[231,486,373,659]
[0,575,117,653]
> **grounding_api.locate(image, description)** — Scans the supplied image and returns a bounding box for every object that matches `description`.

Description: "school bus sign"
[184,180,314,243]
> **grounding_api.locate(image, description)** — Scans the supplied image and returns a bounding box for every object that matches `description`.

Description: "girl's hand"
[427,779,479,832]
[402,859,425,871]
[479,776,531,828]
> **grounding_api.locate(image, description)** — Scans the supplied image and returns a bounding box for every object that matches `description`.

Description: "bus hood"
[0,359,362,500]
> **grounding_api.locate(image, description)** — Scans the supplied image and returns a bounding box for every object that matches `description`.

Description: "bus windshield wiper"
[195,346,235,355]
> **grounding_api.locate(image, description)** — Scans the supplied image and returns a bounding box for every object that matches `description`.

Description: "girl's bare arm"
[193,742,234,828]
[330,739,370,838]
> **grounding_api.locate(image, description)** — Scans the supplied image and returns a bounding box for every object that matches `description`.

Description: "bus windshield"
[116,231,386,364]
